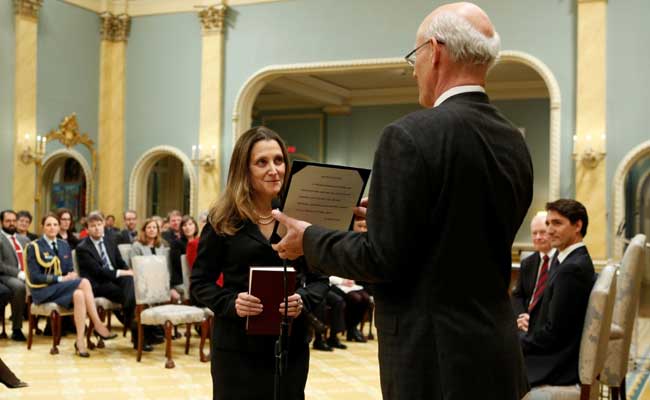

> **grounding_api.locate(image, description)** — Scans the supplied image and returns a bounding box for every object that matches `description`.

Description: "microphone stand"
[274,258,290,400]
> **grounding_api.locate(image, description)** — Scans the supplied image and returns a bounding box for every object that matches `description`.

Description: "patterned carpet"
[0,318,648,399]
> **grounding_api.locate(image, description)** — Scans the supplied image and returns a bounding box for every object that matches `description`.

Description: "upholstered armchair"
[131,255,206,368]
[180,254,211,362]
[25,281,75,355]
[117,244,133,268]
[526,265,618,400]
[600,234,647,400]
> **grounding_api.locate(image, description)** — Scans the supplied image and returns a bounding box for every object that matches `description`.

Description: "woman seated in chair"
[25,213,117,357]
[132,218,176,303]
[169,216,198,303]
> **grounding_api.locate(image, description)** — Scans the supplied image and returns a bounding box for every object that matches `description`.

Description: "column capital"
[100,12,131,42]
[199,4,228,35]
[14,0,43,20]
[577,0,607,3]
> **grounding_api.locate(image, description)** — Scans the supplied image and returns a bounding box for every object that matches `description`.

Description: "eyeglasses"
[404,37,446,67]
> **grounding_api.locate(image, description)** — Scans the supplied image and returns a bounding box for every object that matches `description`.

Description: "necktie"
[51,241,58,256]
[528,254,550,312]
[99,240,110,269]
[10,236,24,271]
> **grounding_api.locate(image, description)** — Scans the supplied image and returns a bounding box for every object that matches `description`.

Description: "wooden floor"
[0,318,649,399]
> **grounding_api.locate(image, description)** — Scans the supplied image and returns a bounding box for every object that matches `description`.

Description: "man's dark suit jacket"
[521,246,595,387]
[75,235,129,287]
[302,92,533,400]
[117,229,136,245]
[511,252,542,316]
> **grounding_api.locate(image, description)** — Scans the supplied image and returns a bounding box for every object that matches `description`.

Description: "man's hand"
[278,293,303,317]
[516,313,530,332]
[271,210,311,260]
[353,197,368,232]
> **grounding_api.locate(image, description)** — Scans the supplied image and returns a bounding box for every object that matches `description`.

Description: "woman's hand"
[235,292,263,317]
[278,293,303,318]
[63,272,78,281]
[170,288,181,303]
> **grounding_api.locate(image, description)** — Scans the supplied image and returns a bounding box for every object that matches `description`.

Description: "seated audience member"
[329,276,371,342]
[16,211,38,241]
[197,211,209,235]
[511,212,556,331]
[0,356,27,388]
[131,218,174,299]
[57,209,80,249]
[78,216,88,239]
[75,212,154,351]
[0,210,28,341]
[25,213,116,357]
[104,214,120,236]
[161,210,182,244]
[169,216,198,302]
[117,210,138,245]
[520,199,595,387]
[312,285,347,351]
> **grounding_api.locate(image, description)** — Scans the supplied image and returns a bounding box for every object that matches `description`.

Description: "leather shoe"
[0,359,28,389]
[346,328,367,343]
[327,337,347,350]
[312,339,333,352]
[10,330,26,342]
[74,342,90,358]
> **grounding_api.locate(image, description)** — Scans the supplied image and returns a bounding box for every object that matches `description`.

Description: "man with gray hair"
[271,2,532,399]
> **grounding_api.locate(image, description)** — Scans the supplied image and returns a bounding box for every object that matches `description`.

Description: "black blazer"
[191,220,329,353]
[117,229,137,245]
[511,252,542,316]
[169,237,189,287]
[521,245,595,387]
[303,92,532,400]
[76,235,129,287]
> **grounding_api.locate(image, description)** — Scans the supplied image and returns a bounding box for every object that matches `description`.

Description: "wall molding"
[233,51,562,201]
[62,0,285,16]
[40,148,93,219]
[128,145,197,218]
[612,140,650,258]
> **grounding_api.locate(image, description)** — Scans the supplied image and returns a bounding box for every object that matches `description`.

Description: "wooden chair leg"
[105,310,111,329]
[50,311,60,355]
[184,323,191,355]
[611,386,620,400]
[164,321,175,369]
[27,312,34,349]
[0,304,7,339]
[199,319,210,362]
[579,384,590,400]
[136,322,144,362]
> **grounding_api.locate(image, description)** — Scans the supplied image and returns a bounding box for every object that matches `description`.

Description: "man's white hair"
[425,11,500,66]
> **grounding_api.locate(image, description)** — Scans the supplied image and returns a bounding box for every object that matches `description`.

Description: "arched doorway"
[129,146,197,219]
[39,149,92,230]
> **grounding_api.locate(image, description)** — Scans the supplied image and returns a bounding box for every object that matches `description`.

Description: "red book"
[246,266,296,336]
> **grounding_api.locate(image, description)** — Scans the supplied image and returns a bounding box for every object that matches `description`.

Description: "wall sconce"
[572,134,606,169]
[191,144,216,171]
[20,133,46,164]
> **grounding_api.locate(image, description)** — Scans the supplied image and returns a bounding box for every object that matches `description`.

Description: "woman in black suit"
[191,126,328,400]
[169,215,198,303]
[56,208,79,249]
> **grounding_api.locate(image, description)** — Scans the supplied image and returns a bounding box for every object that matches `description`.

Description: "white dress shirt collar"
[557,242,585,264]
[433,85,486,107]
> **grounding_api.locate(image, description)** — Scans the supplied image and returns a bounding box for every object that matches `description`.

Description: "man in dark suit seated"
[76,211,154,351]
[271,3,533,398]
[512,212,556,332]
[161,210,182,245]
[117,210,138,245]
[520,199,595,387]
[0,210,28,341]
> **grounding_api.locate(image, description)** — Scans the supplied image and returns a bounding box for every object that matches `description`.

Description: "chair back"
[600,234,647,385]
[180,254,191,302]
[71,249,79,274]
[131,255,171,305]
[118,243,133,268]
[578,265,618,387]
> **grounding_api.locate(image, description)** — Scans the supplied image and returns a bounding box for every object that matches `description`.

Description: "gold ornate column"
[97,12,129,223]
[197,4,227,212]
[12,0,43,214]
[575,0,607,259]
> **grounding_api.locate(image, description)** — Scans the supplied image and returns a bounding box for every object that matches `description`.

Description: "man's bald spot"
[420,2,495,39]
[531,214,547,231]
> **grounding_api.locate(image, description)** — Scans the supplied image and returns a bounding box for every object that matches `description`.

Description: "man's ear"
[574,220,583,235]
